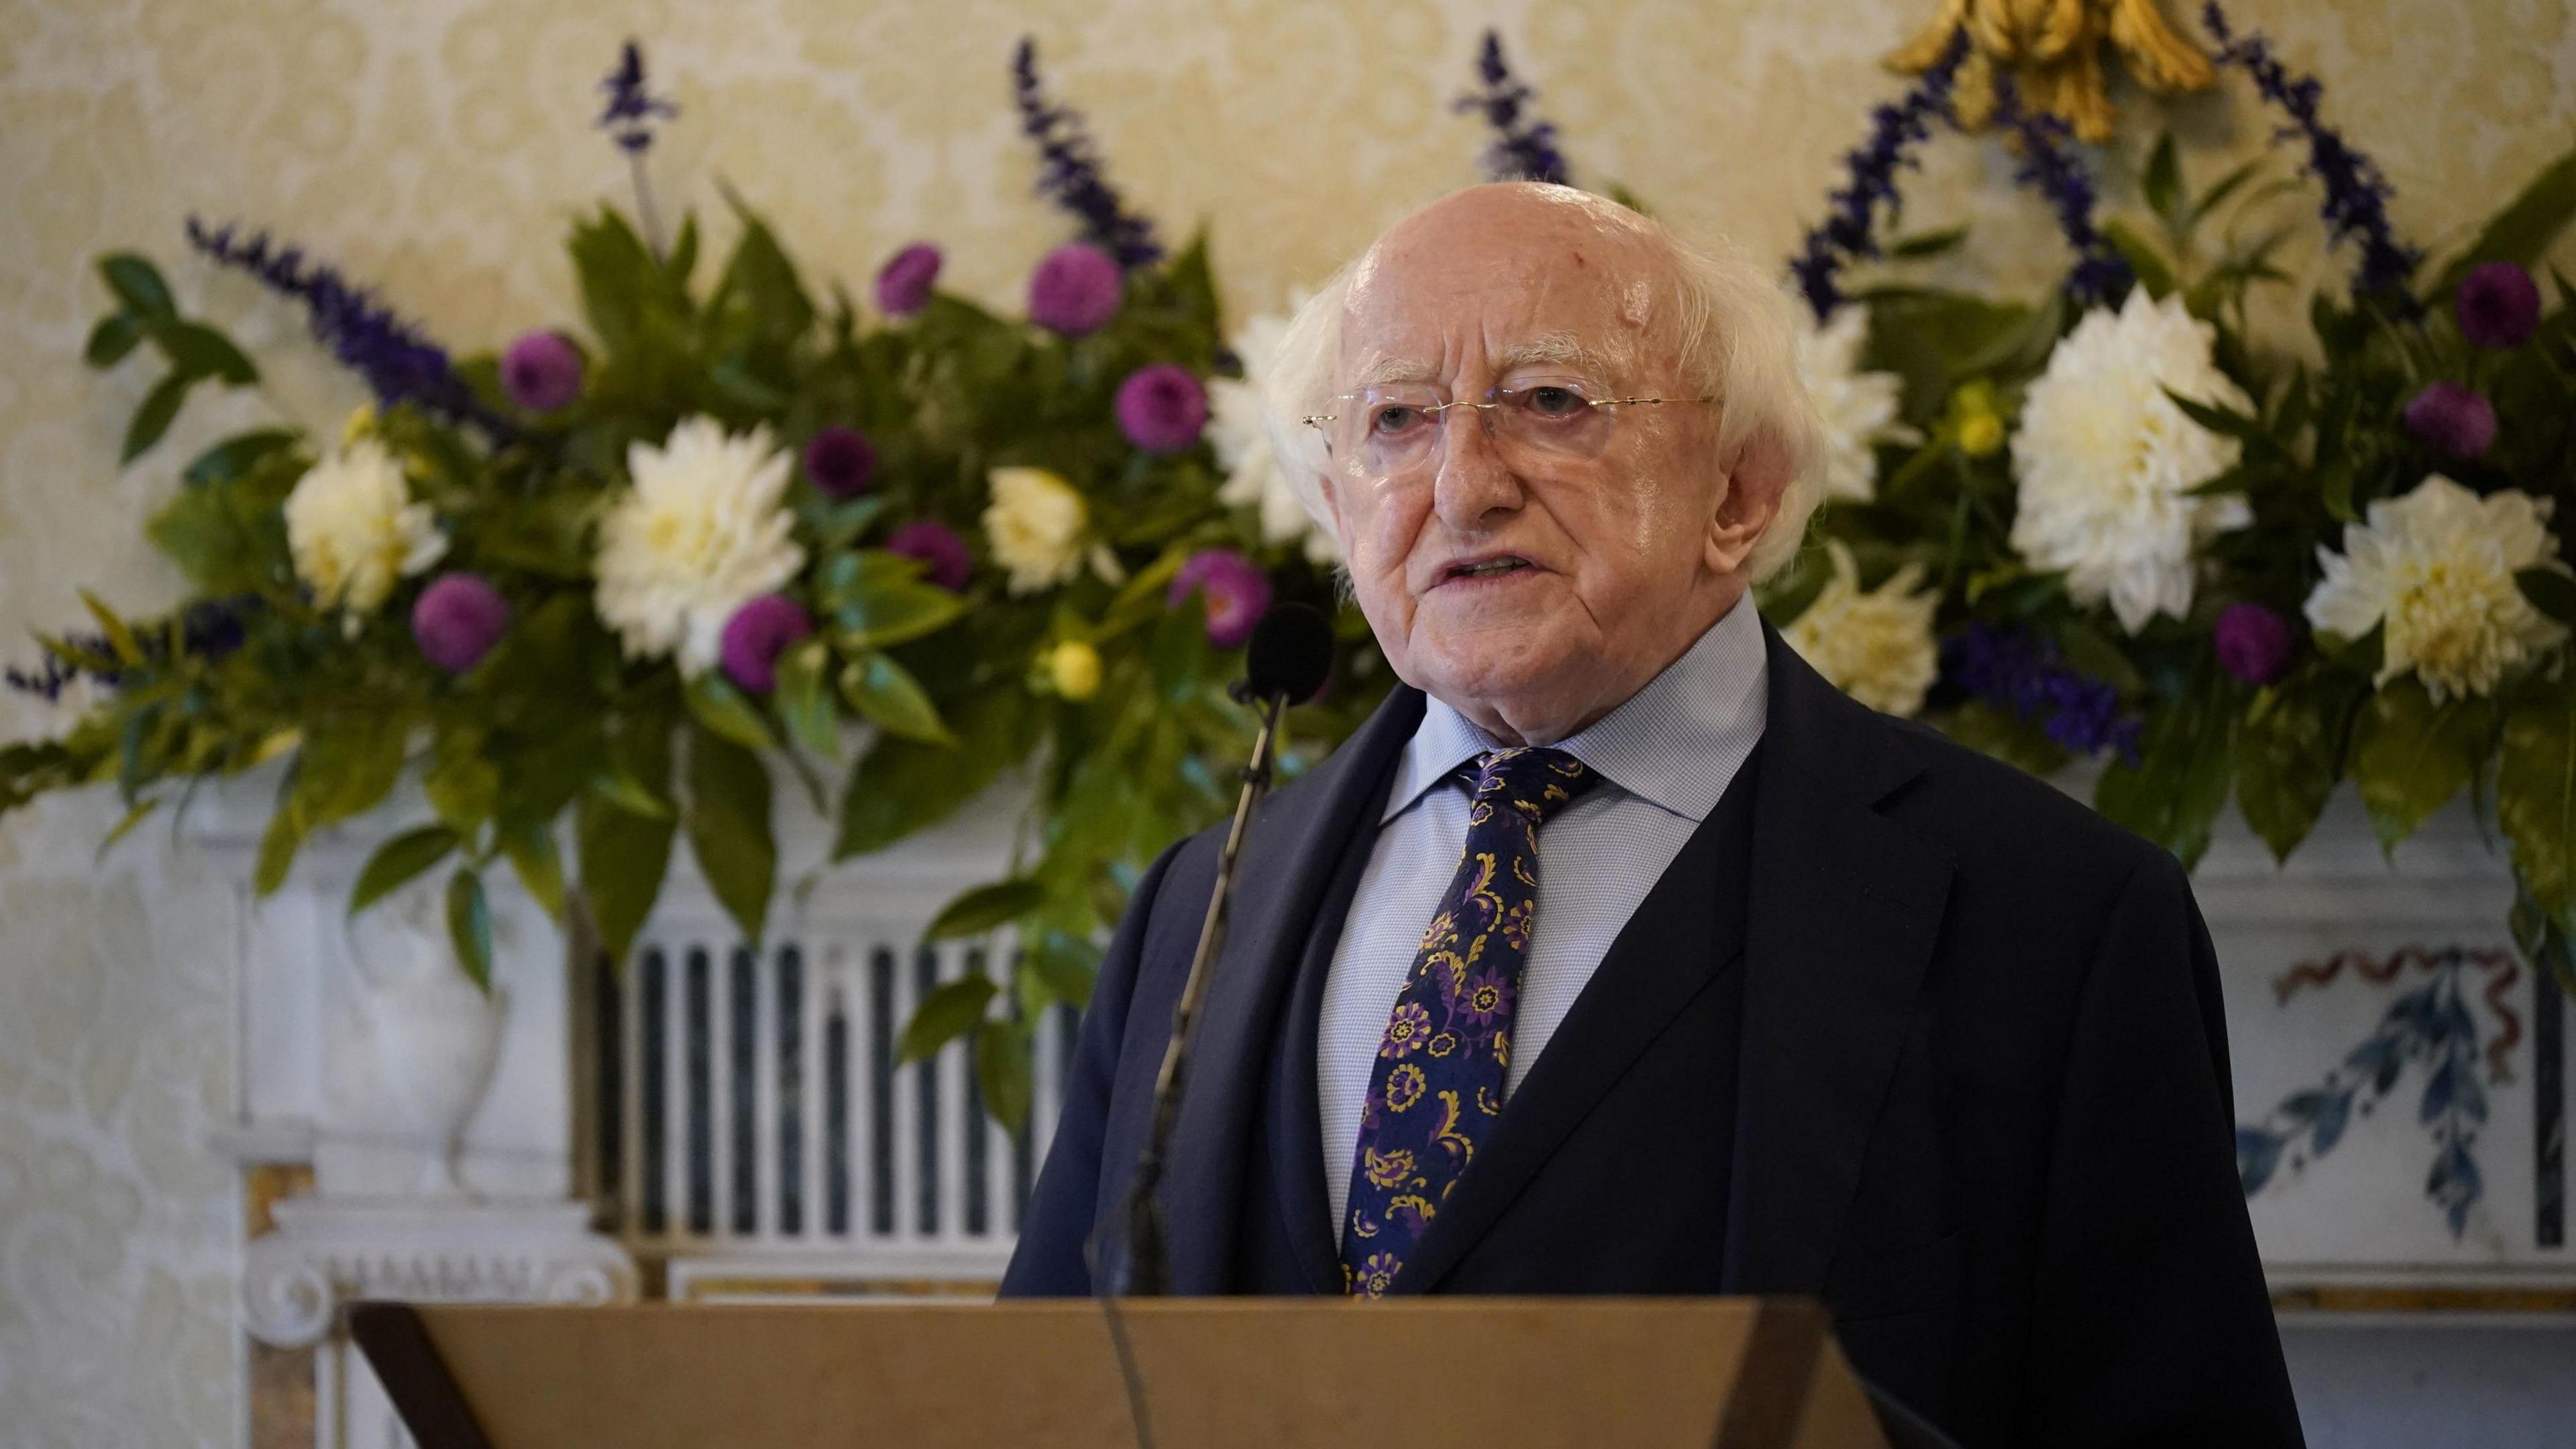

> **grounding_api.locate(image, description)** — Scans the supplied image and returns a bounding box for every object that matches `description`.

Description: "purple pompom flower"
[1028,243,1123,336]
[803,426,878,499]
[875,244,943,317]
[719,594,813,695]
[2455,261,2542,351]
[885,521,973,592]
[2404,382,2498,459]
[2214,602,2296,686]
[412,574,512,674]
[501,331,585,413]
[1168,549,1273,650]
[1115,365,1210,453]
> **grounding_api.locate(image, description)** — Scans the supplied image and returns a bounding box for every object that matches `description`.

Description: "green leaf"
[2103,220,2176,300]
[2430,141,2576,298]
[2051,619,2145,696]
[99,254,174,318]
[121,371,195,464]
[2143,131,2184,232]
[838,652,952,745]
[2095,679,2239,867]
[924,877,1046,941]
[1025,928,1103,1009]
[499,818,568,921]
[298,711,412,829]
[835,688,1032,859]
[446,867,494,991]
[422,741,500,833]
[684,723,775,947]
[2349,680,2492,853]
[350,824,461,915]
[588,765,674,821]
[85,311,145,368]
[1888,225,1969,260]
[2497,677,2576,927]
[181,429,300,489]
[254,767,307,896]
[2516,568,2576,627]
[897,975,995,1064]
[77,590,142,665]
[684,672,778,753]
[2235,670,2363,861]
[578,721,678,963]
[568,209,665,357]
[773,637,840,758]
[706,192,816,356]
[975,1019,1033,1132]
[2188,155,2268,227]
[821,551,967,651]
[154,319,258,385]
[2161,386,2261,441]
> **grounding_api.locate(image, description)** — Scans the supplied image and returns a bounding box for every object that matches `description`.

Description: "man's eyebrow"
[1352,355,1442,388]
[1496,333,1616,376]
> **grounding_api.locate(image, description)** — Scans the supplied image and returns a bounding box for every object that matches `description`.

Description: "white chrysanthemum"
[594,416,805,675]
[2305,474,2567,702]
[1212,307,1341,564]
[284,437,446,618]
[2009,288,2253,635]
[1780,541,1942,716]
[1794,304,1919,503]
[983,466,1089,594]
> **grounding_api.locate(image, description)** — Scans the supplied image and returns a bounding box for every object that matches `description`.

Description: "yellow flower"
[1045,639,1102,700]
[283,438,445,619]
[982,466,1088,594]
[1781,540,1943,717]
[340,403,377,446]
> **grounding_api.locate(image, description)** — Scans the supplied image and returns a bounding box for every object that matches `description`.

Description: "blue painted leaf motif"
[2420,1055,2457,1125]
[2237,1128,2284,1195]
[2309,1088,2353,1155]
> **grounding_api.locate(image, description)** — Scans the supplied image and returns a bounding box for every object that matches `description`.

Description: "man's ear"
[1703,425,1792,575]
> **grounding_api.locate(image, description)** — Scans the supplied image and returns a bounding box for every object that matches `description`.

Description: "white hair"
[1257,192,1826,582]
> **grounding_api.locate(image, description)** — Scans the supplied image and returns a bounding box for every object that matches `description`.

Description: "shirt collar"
[1381,595,1769,824]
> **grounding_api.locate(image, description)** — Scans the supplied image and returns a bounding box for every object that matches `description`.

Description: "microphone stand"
[1114,682,1287,1295]
[1089,684,1289,1449]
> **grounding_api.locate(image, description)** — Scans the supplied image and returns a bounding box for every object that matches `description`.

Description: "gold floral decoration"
[1888,0,2215,142]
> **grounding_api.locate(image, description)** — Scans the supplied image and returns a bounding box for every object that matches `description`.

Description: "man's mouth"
[1442,555,1536,584]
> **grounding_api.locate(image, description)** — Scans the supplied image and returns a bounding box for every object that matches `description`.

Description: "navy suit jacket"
[1002,623,2304,1449]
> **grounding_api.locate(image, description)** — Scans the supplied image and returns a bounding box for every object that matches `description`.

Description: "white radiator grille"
[594,930,1079,1280]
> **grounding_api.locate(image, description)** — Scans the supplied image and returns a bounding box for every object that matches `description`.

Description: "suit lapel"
[1391,749,1760,1295]
[1723,625,1955,1294]
[1156,686,1424,1291]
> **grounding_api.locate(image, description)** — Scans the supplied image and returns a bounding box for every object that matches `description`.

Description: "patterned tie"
[1340,745,1597,1297]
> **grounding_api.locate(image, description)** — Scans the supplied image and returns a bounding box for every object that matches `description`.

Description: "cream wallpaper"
[0,0,2570,1442]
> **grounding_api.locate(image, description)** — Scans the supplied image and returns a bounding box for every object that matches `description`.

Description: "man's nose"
[1428,407,1524,533]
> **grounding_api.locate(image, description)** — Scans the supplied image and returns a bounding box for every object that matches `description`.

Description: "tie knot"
[1468,747,1596,825]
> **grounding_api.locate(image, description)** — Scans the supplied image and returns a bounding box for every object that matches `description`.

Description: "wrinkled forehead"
[1336,209,1680,390]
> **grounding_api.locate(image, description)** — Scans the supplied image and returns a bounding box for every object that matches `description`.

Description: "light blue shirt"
[1317,598,1771,1241]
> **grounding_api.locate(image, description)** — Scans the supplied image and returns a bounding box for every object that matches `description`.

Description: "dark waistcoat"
[1230,745,1763,1295]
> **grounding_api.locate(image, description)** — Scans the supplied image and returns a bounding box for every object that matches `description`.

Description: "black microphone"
[1109,602,1332,1298]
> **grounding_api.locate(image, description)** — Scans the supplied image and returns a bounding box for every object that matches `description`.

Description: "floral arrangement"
[6,15,2574,1132]
[1766,3,2576,999]
[0,39,1377,1123]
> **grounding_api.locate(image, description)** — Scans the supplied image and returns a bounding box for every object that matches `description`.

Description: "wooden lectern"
[352,1296,1892,1447]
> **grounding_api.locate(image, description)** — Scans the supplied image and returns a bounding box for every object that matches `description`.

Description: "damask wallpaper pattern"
[0,1,2569,1442]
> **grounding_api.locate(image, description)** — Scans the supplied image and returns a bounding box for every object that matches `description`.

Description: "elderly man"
[1003,184,2302,1447]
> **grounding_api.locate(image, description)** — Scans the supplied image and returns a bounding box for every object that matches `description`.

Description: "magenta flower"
[1115,364,1210,453]
[500,331,584,413]
[411,574,512,674]
[885,520,972,592]
[1168,548,1273,649]
[1027,242,1122,336]
[875,243,943,317]
[2403,382,2498,459]
[802,426,877,499]
[2213,602,2295,686]
[719,594,813,694]
[2455,261,2541,350]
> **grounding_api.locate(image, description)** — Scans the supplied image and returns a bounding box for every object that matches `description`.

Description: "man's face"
[1322,186,1764,745]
